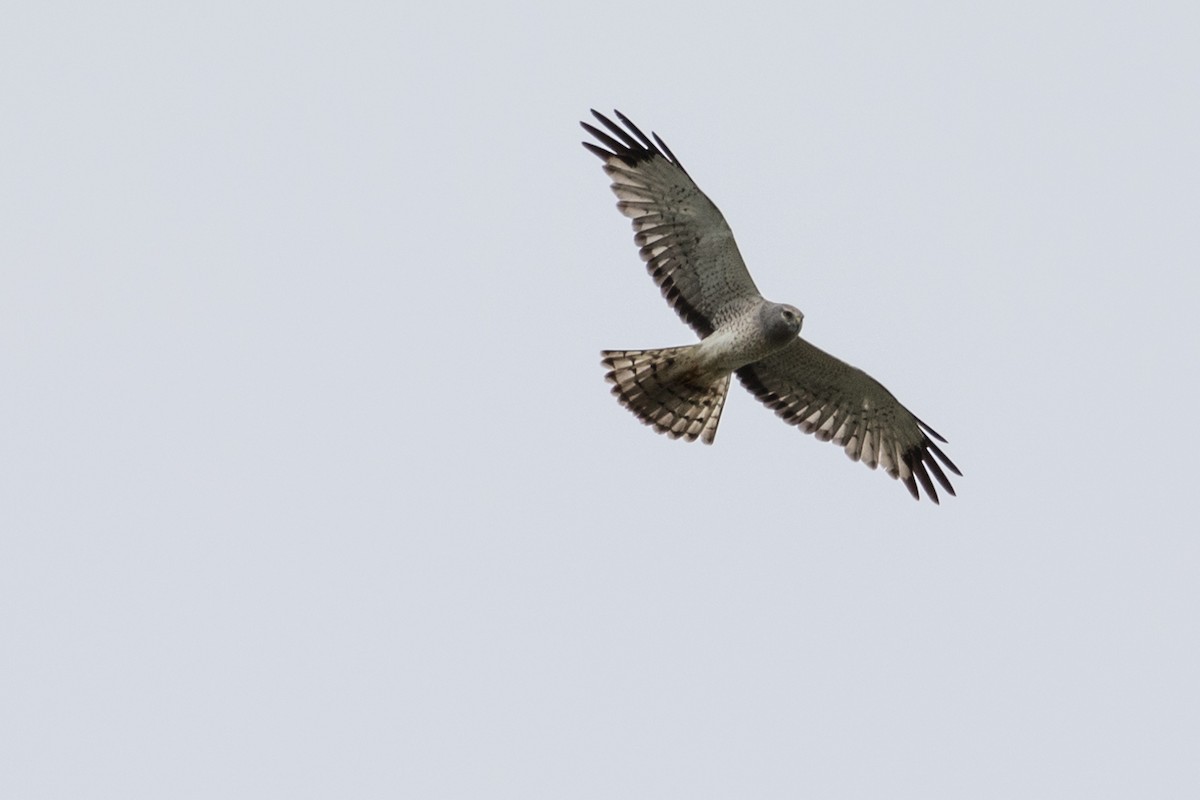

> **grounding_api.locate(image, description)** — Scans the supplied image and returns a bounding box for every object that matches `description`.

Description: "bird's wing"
[736,338,961,503]
[582,110,763,338]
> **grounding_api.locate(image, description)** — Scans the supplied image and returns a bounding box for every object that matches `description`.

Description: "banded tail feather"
[601,347,730,444]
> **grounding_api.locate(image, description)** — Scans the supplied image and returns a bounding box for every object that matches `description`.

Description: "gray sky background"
[3,2,1198,797]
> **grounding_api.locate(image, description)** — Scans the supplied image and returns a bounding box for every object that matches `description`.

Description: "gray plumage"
[583,110,961,502]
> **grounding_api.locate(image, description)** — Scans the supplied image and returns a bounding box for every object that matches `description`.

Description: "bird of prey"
[582,109,961,502]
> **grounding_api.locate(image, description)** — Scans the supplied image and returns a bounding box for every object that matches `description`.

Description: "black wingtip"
[894,437,960,502]
[580,109,686,172]
[653,131,683,167]
[908,451,940,504]
[580,121,629,158]
[913,418,961,499]
[916,416,949,443]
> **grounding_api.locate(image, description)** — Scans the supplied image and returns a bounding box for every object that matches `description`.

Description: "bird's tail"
[601,346,730,444]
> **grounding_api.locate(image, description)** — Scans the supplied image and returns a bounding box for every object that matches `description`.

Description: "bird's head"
[762,302,804,345]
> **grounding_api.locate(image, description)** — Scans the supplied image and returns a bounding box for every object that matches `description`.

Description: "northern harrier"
[583,110,961,502]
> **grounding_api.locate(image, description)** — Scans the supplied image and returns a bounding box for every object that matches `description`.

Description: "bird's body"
[583,110,961,502]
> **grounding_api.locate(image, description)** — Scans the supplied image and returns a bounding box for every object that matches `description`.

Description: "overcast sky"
[3,2,1198,798]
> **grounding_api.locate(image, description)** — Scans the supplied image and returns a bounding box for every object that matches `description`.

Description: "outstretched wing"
[737,339,962,503]
[582,110,762,338]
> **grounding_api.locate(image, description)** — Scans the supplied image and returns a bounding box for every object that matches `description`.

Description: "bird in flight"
[582,109,961,502]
